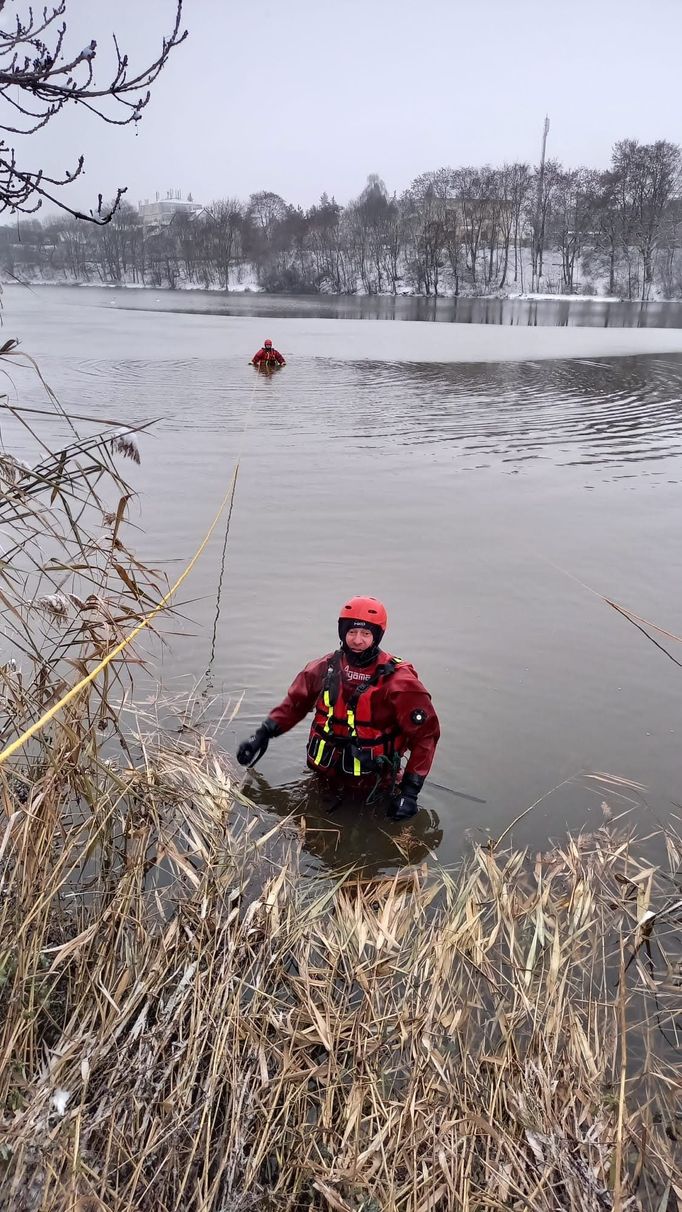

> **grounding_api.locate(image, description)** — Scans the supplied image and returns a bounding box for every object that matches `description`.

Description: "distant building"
[138,191,203,227]
[444,197,514,240]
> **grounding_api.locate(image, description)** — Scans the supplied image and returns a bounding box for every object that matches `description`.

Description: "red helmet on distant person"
[338,596,387,647]
[264,339,273,348]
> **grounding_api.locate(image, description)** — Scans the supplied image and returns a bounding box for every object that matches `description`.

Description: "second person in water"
[251,338,286,368]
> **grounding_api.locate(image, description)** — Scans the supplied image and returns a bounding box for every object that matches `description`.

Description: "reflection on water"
[245,770,443,876]
[65,285,682,329]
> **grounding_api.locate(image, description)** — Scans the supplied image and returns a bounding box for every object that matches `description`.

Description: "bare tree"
[3,135,681,300]
[0,0,186,222]
[421,168,459,293]
[307,194,350,293]
[347,175,399,294]
[172,210,200,284]
[612,139,681,300]
[203,200,243,290]
[551,168,594,292]
[243,190,290,283]
[499,162,531,288]
[655,195,682,298]
[582,170,621,295]
[47,214,90,279]
[93,201,144,283]
[403,172,447,295]
[529,158,561,292]
[480,166,506,289]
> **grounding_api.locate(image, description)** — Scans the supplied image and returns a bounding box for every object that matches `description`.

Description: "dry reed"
[0,740,680,1212]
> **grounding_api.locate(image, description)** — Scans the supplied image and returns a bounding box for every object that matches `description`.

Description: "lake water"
[4,284,682,875]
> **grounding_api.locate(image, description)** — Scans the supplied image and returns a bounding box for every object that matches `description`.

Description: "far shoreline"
[4,278,682,307]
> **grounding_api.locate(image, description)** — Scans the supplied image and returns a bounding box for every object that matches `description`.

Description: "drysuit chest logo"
[343,667,372,683]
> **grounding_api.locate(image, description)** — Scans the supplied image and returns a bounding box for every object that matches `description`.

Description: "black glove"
[388,771,424,821]
[236,718,279,767]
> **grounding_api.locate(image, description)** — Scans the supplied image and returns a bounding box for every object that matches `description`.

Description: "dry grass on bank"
[0,731,680,1212]
[0,362,681,1211]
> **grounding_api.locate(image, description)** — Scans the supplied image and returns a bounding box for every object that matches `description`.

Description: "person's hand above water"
[387,772,424,820]
[236,718,279,767]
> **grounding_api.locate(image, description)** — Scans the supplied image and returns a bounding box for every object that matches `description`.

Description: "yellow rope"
[0,462,239,767]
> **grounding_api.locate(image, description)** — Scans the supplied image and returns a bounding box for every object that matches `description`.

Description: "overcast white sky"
[20,0,682,215]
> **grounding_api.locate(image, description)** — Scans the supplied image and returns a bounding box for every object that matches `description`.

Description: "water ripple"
[40,351,682,472]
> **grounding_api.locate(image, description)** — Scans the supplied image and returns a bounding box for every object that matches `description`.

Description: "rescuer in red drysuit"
[251,338,286,367]
[236,596,440,820]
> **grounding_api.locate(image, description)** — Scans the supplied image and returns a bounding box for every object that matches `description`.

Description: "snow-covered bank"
[3,243,679,304]
[509,291,622,303]
[5,277,682,308]
[0,273,264,294]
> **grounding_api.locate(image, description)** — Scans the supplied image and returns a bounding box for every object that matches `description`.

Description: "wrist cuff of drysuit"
[262,717,281,738]
[401,771,425,797]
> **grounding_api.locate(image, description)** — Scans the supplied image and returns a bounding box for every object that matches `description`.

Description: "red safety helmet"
[338,595,387,633]
[264,339,273,348]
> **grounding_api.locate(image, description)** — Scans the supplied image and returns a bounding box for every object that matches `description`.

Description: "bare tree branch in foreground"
[0,0,186,223]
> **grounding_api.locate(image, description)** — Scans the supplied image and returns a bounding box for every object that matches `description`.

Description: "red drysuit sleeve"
[268,654,330,734]
[387,665,440,779]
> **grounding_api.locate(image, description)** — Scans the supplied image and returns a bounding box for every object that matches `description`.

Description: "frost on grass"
[111,429,141,465]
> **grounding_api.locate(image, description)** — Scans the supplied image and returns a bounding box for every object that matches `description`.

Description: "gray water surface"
[4,286,682,875]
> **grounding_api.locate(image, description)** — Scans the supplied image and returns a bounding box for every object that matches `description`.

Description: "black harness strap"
[322,650,399,712]
[347,658,398,711]
[310,652,401,755]
[309,653,403,778]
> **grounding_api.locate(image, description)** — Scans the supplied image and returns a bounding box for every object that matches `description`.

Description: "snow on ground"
[0,265,264,293]
[508,292,622,303]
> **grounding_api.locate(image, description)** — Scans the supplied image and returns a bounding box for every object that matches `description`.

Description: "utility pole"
[533,115,550,292]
